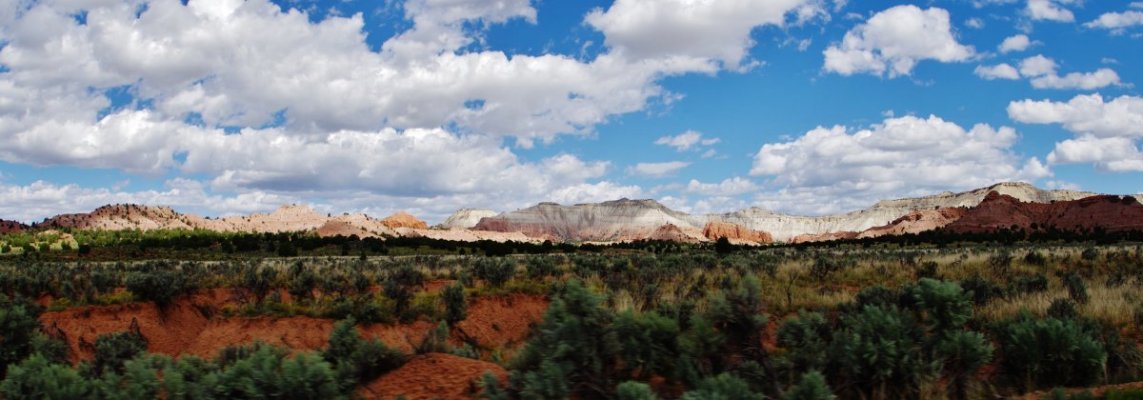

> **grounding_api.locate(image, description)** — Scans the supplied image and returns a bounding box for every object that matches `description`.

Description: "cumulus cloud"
[1026,0,1075,22]
[750,115,1051,214]
[629,161,690,178]
[586,0,824,71]
[1017,55,1121,90]
[822,5,975,77]
[1085,10,1143,32]
[654,130,720,152]
[0,0,826,219]
[975,64,1021,80]
[685,177,759,197]
[977,55,1123,89]
[999,34,1034,53]
[1008,94,1143,171]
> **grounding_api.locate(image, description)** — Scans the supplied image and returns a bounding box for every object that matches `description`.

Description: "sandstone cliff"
[702,222,773,244]
[436,209,499,230]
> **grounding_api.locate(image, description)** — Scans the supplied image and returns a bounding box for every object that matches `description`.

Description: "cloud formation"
[750,115,1050,214]
[1009,94,1143,171]
[823,5,974,77]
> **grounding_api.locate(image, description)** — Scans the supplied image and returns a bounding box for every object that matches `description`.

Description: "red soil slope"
[0,219,27,234]
[359,353,507,400]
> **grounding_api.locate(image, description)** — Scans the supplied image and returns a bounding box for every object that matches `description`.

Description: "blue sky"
[0,0,1141,223]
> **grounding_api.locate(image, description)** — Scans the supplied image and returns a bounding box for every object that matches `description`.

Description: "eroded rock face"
[473,199,707,242]
[702,221,773,244]
[436,209,499,230]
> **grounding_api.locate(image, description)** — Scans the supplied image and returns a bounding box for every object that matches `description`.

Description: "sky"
[0,0,1141,224]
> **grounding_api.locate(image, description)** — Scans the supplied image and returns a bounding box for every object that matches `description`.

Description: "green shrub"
[612,311,680,379]
[616,381,659,400]
[212,346,343,399]
[510,280,617,399]
[125,270,186,308]
[1009,274,1050,296]
[30,331,70,365]
[93,330,148,376]
[474,258,513,287]
[997,317,1106,391]
[0,295,42,376]
[829,305,931,400]
[1062,273,1090,304]
[680,373,762,400]
[0,354,94,399]
[904,278,972,334]
[959,275,1003,305]
[776,311,831,378]
[783,371,835,400]
[1047,298,1079,320]
[935,331,993,400]
[324,318,406,389]
[442,283,466,324]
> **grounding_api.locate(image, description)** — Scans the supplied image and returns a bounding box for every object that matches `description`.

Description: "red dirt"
[39,289,543,364]
[452,294,548,350]
[359,353,506,400]
[41,300,209,362]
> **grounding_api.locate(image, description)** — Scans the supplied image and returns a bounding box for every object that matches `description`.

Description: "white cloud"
[585,0,823,71]
[1026,0,1075,22]
[629,161,690,178]
[1029,69,1122,90]
[1008,94,1143,139]
[1085,10,1143,31]
[1018,55,1058,76]
[750,115,1050,214]
[0,179,296,223]
[1008,94,1143,171]
[990,55,1124,90]
[975,64,1021,80]
[966,18,985,29]
[0,0,828,219]
[823,5,975,77]
[999,34,1034,53]
[685,177,759,197]
[654,130,720,152]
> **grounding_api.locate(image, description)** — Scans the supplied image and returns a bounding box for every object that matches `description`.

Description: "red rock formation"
[702,221,773,244]
[0,219,27,234]
[380,211,429,229]
[944,192,1143,234]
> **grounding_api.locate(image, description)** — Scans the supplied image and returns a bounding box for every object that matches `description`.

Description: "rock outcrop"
[0,219,28,234]
[436,209,499,230]
[380,212,429,229]
[702,221,773,244]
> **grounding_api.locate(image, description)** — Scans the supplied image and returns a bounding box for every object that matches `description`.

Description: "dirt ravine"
[39,290,548,364]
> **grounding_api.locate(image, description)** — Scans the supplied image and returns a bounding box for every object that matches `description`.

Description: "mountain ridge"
[6,182,1141,245]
